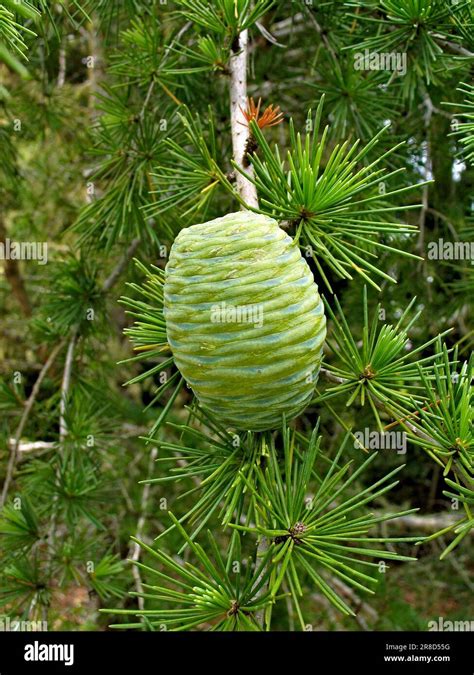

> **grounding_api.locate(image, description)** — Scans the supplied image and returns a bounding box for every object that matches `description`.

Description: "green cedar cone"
[164,211,326,430]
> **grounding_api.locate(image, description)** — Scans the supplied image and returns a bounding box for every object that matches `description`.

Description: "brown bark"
[0,217,32,317]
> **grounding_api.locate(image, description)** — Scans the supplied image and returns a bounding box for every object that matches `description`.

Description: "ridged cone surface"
[164,211,326,430]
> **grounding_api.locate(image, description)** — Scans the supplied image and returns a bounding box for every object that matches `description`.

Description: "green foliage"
[453,82,474,164]
[88,554,124,600]
[72,88,170,248]
[318,287,451,424]
[119,260,180,442]
[0,0,471,634]
[0,497,39,552]
[406,348,473,477]
[347,0,469,99]
[0,377,22,411]
[232,425,419,626]
[109,18,180,93]
[308,53,400,142]
[144,406,265,538]
[176,0,276,39]
[0,556,50,610]
[0,1,39,77]
[447,1,474,51]
[106,521,275,631]
[404,348,473,556]
[169,35,229,74]
[37,255,106,336]
[235,100,426,289]
[145,106,223,221]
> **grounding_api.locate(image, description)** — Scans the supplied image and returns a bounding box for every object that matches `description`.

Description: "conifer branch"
[57,43,66,88]
[320,345,441,447]
[229,29,259,209]
[128,447,158,612]
[59,327,78,442]
[102,237,141,293]
[1,339,66,507]
[1,0,471,634]
[375,513,472,533]
[432,35,474,58]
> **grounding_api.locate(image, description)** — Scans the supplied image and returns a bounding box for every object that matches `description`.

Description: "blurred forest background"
[0,0,472,631]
